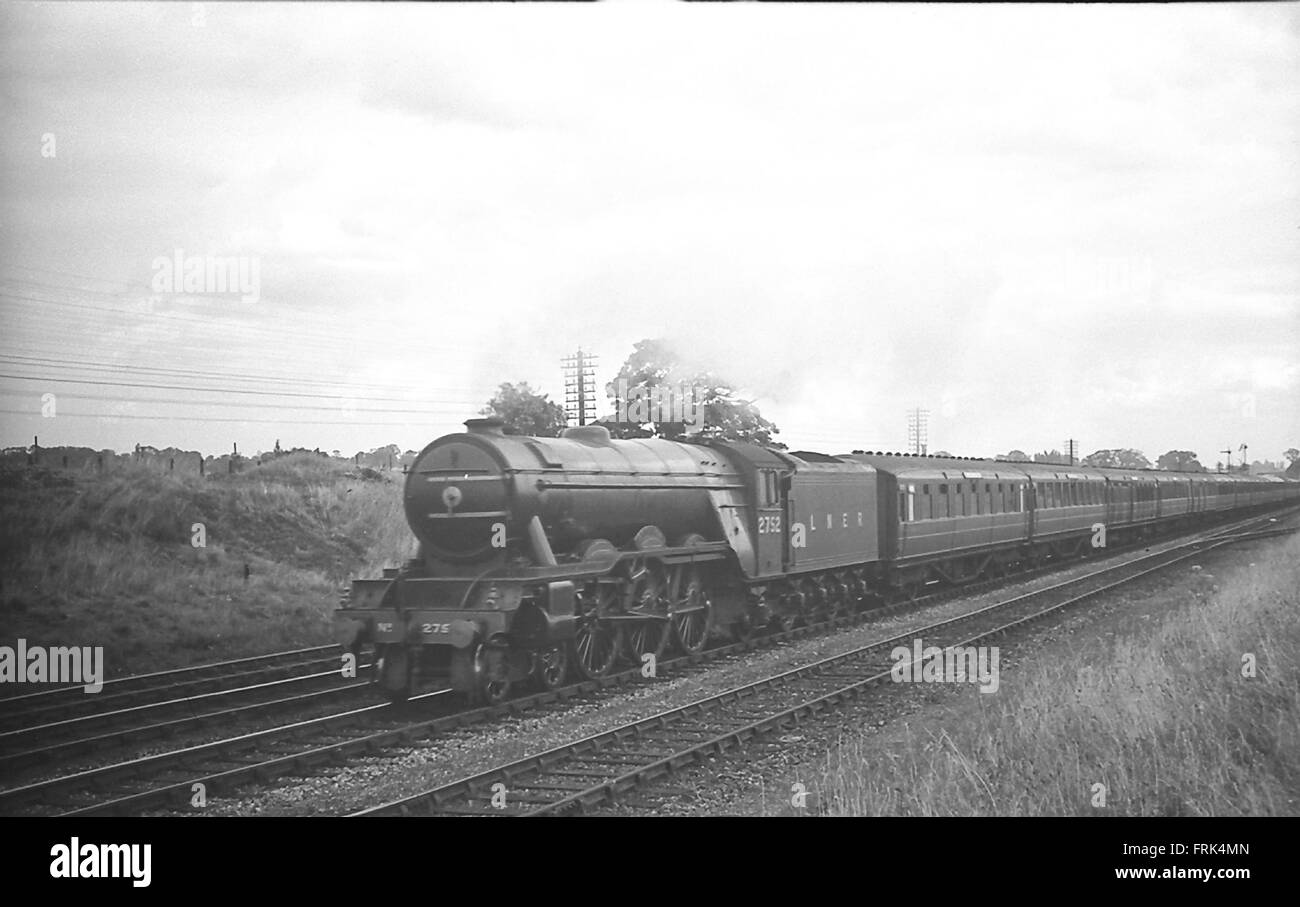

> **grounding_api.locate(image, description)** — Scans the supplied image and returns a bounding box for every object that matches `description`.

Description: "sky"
[1,2,1297,465]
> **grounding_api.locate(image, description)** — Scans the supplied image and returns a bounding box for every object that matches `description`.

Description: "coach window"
[899,490,908,521]
[937,483,949,519]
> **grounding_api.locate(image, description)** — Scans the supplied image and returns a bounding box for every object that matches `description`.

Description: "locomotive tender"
[335,417,1299,704]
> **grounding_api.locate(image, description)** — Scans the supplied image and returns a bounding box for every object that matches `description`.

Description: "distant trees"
[1082,449,1151,469]
[480,382,568,437]
[1156,450,1204,472]
[1286,448,1299,466]
[995,449,1030,462]
[1034,449,1068,465]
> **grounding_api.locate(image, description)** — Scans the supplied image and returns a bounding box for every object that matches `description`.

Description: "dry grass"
[0,456,415,676]
[811,534,1300,816]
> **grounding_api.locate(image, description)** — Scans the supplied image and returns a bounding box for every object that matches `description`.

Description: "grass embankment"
[816,534,1300,816]
[0,455,415,677]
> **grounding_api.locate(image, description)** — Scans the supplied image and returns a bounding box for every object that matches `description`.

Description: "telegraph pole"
[906,407,930,455]
[561,348,598,426]
[1063,439,1078,466]
[1220,448,1232,472]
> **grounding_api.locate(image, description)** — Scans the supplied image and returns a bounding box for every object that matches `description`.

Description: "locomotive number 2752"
[757,514,782,534]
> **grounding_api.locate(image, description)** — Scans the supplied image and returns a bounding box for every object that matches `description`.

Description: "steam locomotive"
[334,417,1298,704]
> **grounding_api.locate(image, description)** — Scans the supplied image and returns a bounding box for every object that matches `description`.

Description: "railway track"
[0,644,345,730]
[1,510,1290,816]
[352,518,1295,816]
[0,665,374,772]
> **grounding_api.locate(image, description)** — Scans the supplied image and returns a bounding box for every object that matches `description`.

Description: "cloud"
[1,2,1296,462]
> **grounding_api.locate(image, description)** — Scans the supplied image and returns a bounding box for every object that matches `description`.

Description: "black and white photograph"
[1,0,1297,874]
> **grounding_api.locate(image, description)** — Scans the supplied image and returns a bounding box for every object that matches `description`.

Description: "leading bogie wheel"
[533,644,569,692]
[471,643,511,707]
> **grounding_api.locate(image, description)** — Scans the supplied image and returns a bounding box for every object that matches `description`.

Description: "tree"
[480,382,568,437]
[1034,449,1067,464]
[995,449,1029,462]
[601,338,783,446]
[1285,448,1299,466]
[1156,450,1203,472]
[1083,448,1152,469]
